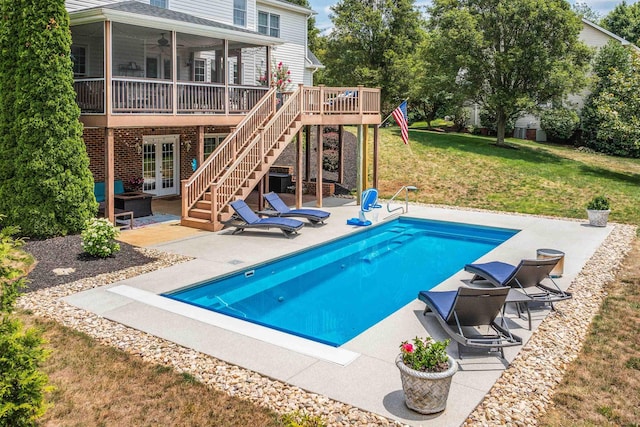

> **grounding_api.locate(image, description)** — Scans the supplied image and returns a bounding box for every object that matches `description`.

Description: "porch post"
[105,128,115,223]
[305,125,311,181]
[373,124,379,189]
[338,125,344,183]
[296,128,303,209]
[224,39,229,115]
[356,125,363,205]
[362,124,368,190]
[316,125,322,207]
[197,126,205,167]
[104,21,112,117]
[171,31,178,115]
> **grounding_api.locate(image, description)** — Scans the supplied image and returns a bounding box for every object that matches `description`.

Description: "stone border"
[17,223,636,426]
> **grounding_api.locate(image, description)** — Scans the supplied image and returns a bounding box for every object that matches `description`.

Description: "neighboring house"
[65,0,381,231]
[467,18,640,141]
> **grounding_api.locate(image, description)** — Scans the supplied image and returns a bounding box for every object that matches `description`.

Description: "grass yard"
[375,128,640,225]
[9,127,640,425]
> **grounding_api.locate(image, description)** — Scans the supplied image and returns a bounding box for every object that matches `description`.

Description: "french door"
[142,135,179,197]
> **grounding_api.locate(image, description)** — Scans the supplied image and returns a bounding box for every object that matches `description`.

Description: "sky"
[308,0,640,34]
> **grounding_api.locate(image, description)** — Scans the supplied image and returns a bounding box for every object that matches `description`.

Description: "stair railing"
[387,185,418,215]
[181,87,277,216]
[209,87,303,221]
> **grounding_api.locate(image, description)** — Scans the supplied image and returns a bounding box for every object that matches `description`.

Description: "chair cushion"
[418,290,458,321]
[465,261,516,286]
[290,208,330,219]
[258,217,303,229]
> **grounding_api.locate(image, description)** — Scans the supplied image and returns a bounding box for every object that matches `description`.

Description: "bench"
[94,180,126,203]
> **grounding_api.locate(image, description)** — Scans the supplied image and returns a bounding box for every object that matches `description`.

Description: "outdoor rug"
[133,213,180,228]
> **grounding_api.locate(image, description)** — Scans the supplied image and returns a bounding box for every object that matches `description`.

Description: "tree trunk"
[496,110,506,146]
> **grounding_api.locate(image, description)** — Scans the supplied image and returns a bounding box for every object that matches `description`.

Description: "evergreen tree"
[8,0,96,238]
[0,0,19,216]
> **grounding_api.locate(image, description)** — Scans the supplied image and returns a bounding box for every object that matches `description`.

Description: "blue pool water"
[164,218,518,346]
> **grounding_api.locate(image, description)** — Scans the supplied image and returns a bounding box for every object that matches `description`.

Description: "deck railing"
[74,78,105,114]
[75,79,379,117]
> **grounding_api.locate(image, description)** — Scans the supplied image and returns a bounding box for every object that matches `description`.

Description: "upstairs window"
[234,0,246,26]
[258,11,280,38]
[150,0,167,8]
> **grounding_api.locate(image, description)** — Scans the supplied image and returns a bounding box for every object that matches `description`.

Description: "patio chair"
[228,200,303,238]
[263,192,330,225]
[418,286,522,359]
[464,257,572,329]
[347,188,382,226]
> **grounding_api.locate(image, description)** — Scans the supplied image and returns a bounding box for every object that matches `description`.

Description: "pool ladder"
[387,185,418,215]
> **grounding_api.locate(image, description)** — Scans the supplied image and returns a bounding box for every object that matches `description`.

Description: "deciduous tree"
[601,0,640,45]
[321,0,425,112]
[428,0,591,146]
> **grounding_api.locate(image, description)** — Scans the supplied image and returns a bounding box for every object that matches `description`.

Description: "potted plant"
[586,195,611,227]
[396,337,457,414]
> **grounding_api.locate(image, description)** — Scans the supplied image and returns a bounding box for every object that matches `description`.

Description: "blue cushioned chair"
[228,200,303,238]
[263,192,330,225]
[418,286,522,359]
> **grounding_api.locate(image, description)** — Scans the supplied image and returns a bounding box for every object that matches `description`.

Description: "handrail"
[387,186,418,214]
[182,86,277,215]
[211,86,302,214]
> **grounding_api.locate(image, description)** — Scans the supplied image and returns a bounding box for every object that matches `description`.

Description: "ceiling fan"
[157,33,170,48]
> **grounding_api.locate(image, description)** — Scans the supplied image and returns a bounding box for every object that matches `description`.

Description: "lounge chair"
[263,192,330,225]
[228,200,303,238]
[464,257,572,329]
[347,188,382,226]
[418,286,522,358]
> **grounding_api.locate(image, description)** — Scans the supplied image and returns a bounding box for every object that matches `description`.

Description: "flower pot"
[586,209,610,227]
[395,354,457,414]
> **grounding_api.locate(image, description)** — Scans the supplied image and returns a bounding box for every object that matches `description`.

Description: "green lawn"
[374,128,640,226]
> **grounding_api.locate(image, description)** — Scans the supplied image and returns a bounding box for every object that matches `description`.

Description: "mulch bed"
[23,235,156,292]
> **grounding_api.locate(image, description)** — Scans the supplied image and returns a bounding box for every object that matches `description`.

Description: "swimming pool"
[164,218,518,346]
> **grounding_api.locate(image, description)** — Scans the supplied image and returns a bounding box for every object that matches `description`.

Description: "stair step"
[189,208,212,220]
[195,200,211,210]
[180,217,221,232]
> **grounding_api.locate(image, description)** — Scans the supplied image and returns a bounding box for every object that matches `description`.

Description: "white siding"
[258,2,307,87]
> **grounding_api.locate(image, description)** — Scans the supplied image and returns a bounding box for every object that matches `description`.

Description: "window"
[233,0,246,26]
[71,45,87,77]
[258,11,280,37]
[194,59,205,82]
[150,0,167,8]
[204,134,227,157]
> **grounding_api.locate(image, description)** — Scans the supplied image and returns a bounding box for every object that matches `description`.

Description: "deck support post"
[105,127,115,223]
[356,125,363,205]
[316,124,323,207]
[338,125,344,183]
[296,128,303,209]
[373,124,379,189]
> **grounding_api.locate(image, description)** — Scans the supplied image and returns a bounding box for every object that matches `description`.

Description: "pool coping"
[20,199,635,426]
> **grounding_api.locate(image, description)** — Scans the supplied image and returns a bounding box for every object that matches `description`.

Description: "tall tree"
[572,1,601,23]
[601,1,640,45]
[321,0,425,112]
[7,0,96,238]
[581,41,640,157]
[428,0,591,146]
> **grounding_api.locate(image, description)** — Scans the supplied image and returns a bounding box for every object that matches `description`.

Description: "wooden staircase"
[181,86,304,231]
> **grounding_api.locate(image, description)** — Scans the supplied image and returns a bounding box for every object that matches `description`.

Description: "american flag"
[391,100,409,144]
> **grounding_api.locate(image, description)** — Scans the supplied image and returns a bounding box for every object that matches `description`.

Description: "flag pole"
[379,99,408,127]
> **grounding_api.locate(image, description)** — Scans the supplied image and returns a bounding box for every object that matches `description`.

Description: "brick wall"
[83,126,230,186]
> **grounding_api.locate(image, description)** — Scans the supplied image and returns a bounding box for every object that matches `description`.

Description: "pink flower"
[401,343,414,353]
[287,70,291,75]
[278,61,283,67]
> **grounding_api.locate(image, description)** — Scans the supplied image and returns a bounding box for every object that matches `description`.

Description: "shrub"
[540,107,580,142]
[0,217,50,426]
[322,150,339,173]
[81,218,120,258]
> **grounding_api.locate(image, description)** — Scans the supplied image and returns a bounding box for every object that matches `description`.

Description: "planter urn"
[586,209,610,227]
[395,354,458,414]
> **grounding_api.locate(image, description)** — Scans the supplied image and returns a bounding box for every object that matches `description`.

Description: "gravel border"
[16,218,636,426]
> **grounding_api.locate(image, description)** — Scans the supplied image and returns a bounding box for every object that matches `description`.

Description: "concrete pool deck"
[61,198,619,426]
